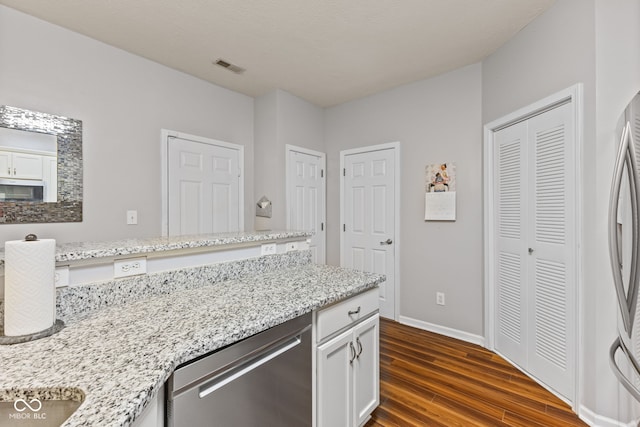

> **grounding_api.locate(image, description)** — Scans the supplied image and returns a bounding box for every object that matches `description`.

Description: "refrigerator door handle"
[609,122,640,336]
[625,149,640,330]
[610,336,640,402]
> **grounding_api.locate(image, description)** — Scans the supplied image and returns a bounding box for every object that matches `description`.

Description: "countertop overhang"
[0,230,313,267]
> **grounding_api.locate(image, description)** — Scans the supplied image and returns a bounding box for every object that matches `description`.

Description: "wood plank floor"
[365,319,588,427]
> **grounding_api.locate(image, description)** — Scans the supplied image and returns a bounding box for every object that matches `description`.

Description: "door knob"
[528,248,534,254]
[380,239,393,245]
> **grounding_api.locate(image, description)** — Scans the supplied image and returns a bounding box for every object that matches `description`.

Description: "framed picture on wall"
[425,162,456,220]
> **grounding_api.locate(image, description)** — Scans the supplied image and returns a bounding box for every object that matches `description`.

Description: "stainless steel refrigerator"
[609,92,640,404]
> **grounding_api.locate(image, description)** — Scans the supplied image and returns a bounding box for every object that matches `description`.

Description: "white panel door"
[287,148,326,264]
[343,148,396,319]
[492,102,575,401]
[168,136,240,236]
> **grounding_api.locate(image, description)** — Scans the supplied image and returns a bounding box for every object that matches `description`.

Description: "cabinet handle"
[348,306,361,316]
[13,168,16,175]
[6,167,9,175]
[349,341,356,364]
[356,337,363,359]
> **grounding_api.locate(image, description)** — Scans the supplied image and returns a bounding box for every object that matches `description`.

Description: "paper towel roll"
[4,238,56,336]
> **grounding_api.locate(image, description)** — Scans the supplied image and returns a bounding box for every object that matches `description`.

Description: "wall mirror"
[0,105,82,223]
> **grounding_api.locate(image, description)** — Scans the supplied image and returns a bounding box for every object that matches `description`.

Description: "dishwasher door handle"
[199,335,302,399]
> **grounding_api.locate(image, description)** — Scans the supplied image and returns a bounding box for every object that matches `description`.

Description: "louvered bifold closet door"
[494,121,529,366]
[526,102,575,400]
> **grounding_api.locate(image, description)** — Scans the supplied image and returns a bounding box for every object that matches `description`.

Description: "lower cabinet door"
[317,328,353,427]
[353,314,380,426]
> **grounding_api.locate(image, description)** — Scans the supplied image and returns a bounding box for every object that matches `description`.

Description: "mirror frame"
[0,105,82,224]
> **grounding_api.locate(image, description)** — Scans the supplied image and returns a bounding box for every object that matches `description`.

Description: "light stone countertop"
[0,230,312,267]
[0,263,383,426]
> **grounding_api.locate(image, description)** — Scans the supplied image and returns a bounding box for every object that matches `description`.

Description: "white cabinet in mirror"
[0,127,57,203]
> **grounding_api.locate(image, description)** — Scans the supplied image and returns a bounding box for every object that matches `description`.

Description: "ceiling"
[0,0,555,107]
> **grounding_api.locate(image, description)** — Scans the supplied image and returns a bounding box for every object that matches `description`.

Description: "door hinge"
[321,169,324,178]
[321,222,324,231]
[343,168,346,177]
[343,224,346,232]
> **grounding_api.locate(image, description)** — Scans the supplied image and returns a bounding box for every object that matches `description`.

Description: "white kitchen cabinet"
[317,328,353,426]
[316,288,379,427]
[42,154,57,201]
[0,150,43,179]
[353,315,379,426]
[132,384,164,427]
[0,151,9,178]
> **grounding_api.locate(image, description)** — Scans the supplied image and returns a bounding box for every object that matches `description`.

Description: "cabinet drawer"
[316,288,378,342]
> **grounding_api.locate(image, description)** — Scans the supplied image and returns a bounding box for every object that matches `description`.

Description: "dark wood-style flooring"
[365,319,588,427]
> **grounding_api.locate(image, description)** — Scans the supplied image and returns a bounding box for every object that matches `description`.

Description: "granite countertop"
[0,230,312,267]
[0,263,383,426]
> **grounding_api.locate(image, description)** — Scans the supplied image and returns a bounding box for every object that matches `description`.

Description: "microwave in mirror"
[0,179,45,202]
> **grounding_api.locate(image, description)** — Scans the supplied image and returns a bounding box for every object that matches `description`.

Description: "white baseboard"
[579,404,638,427]
[397,315,485,347]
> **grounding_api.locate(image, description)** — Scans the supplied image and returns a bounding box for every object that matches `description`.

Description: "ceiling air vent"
[214,58,245,74]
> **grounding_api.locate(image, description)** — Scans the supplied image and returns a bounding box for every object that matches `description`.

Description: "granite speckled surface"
[0,250,311,332]
[0,263,383,426]
[0,230,312,267]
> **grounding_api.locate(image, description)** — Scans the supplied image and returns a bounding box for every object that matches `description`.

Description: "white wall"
[0,5,255,246]
[254,89,324,231]
[483,0,640,422]
[254,91,280,230]
[325,63,484,336]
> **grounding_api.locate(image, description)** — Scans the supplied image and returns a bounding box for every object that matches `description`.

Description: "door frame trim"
[161,129,245,236]
[340,141,401,321]
[284,144,327,263]
[483,84,583,409]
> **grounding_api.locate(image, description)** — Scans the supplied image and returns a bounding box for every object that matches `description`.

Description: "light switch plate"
[114,257,147,278]
[126,210,138,225]
[285,242,297,252]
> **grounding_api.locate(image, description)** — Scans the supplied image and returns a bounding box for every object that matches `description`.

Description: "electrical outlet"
[55,266,69,287]
[126,210,138,225]
[436,292,445,306]
[261,243,277,256]
[114,257,147,278]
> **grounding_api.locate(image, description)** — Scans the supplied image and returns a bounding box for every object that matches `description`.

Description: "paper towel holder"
[1,233,64,345]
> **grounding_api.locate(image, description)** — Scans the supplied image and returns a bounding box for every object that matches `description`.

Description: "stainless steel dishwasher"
[166,312,312,427]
